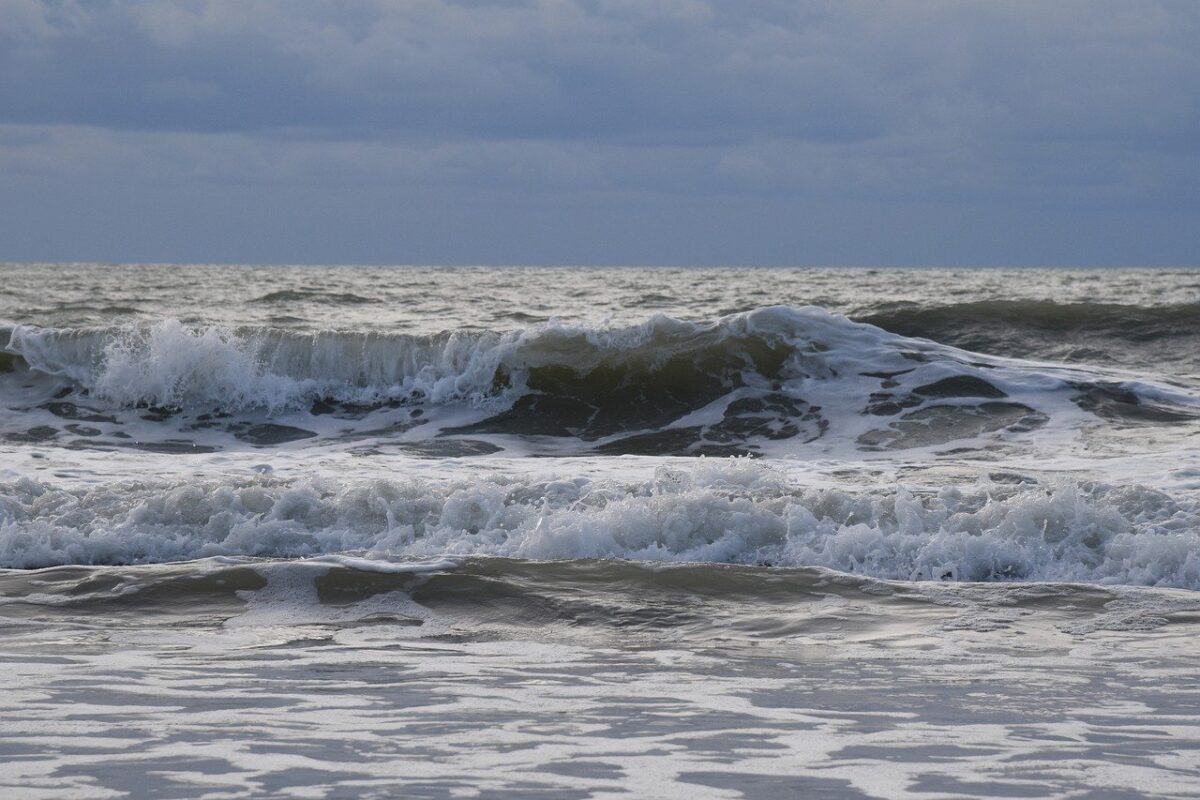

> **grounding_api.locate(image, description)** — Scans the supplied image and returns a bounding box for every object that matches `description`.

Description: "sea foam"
[3,462,1199,588]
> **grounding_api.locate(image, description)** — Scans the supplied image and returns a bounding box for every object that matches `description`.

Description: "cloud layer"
[1,0,1197,264]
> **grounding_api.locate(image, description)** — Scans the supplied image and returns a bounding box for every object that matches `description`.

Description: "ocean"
[2,263,1200,798]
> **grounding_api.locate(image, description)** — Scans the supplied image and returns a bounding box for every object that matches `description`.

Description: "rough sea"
[3,264,1200,798]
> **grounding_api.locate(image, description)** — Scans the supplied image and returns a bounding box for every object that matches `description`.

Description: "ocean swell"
[860,300,1200,370]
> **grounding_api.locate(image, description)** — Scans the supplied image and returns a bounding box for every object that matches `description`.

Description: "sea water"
[2,264,1199,798]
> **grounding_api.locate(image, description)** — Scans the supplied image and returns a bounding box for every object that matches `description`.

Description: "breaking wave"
[2,462,1200,588]
[4,307,1198,456]
[2,307,1190,422]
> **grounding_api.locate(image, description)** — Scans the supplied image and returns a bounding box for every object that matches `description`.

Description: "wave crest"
[4,308,1197,456]
[1,308,887,412]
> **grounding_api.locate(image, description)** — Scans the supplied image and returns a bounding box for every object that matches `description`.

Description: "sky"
[0,0,1197,267]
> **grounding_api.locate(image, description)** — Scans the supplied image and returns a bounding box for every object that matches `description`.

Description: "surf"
[3,307,1197,459]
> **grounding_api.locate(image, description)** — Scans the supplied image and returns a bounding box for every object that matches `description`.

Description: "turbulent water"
[3,264,1200,798]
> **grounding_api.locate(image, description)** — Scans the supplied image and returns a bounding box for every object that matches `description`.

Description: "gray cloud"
[0,0,1197,264]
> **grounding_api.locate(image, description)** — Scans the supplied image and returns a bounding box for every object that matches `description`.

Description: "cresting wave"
[3,462,1200,588]
[4,307,1197,440]
[3,307,886,411]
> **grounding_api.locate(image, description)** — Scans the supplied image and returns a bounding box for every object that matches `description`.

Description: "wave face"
[3,307,865,413]
[2,462,1199,588]
[4,307,1197,460]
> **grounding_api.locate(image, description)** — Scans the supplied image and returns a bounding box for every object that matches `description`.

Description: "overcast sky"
[1,0,1197,266]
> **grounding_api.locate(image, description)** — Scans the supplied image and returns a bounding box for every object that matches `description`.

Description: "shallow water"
[2,264,1200,797]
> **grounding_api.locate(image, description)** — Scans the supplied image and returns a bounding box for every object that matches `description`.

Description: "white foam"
[7,319,514,411]
[301,554,460,574]
[225,556,450,631]
[3,462,1200,589]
